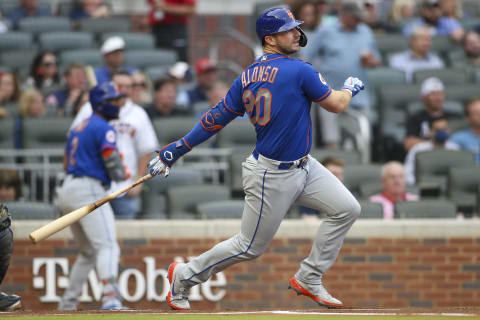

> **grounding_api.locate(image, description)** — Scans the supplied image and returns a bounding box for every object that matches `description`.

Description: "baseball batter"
[148,7,364,310]
[57,83,129,310]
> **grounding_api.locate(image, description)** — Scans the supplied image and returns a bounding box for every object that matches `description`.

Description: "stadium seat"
[39,32,94,52]
[366,67,406,108]
[167,184,231,218]
[1,1,51,18]
[78,17,131,34]
[375,33,409,61]
[229,146,253,194]
[21,118,73,149]
[101,32,155,50]
[60,49,102,68]
[358,201,383,219]
[145,65,170,82]
[4,201,59,220]
[0,32,33,51]
[19,17,72,34]
[141,168,204,219]
[343,164,382,197]
[216,119,256,148]
[0,119,14,150]
[359,182,419,200]
[447,50,466,68]
[0,50,36,77]
[125,49,178,70]
[415,150,476,194]
[394,199,456,218]
[152,117,199,145]
[412,68,469,85]
[431,36,456,58]
[309,148,361,165]
[406,100,464,116]
[445,85,480,104]
[196,200,244,219]
[448,166,480,215]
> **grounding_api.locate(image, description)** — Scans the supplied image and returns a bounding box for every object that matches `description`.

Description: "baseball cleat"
[167,262,190,310]
[0,292,21,311]
[288,276,343,309]
[101,296,128,310]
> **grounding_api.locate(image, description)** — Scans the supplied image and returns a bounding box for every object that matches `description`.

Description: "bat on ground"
[29,173,154,244]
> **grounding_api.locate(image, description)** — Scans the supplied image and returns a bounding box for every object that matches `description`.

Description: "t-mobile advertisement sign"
[32,256,226,303]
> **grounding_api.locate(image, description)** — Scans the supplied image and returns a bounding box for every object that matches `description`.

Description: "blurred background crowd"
[1,0,480,221]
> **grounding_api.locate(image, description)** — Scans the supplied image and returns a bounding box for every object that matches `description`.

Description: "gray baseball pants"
[56,175,120,302]
[180,153,360,287]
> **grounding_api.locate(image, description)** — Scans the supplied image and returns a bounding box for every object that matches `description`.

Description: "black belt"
[252,150,308,170]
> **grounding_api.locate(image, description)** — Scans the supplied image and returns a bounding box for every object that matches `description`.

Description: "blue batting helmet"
[89,82,124,120]
[256,7,307,47]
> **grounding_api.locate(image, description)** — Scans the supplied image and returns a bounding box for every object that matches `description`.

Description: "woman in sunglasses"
[25,51,60,95]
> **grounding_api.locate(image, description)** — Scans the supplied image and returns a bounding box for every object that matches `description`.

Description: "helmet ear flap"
[296,26,308,47]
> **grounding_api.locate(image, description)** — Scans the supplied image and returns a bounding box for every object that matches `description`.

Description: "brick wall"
[5,221,480,310]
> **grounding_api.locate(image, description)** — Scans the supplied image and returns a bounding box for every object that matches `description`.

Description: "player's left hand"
[147,155,170,177]
[342,77,365,97]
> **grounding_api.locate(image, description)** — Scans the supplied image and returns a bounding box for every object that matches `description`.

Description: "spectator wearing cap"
[369,162,419,220]
[404,116,458,184]
[146,77,191,119]
[185,58,218,108]
[404,77,461,151]
[449,98,480,164]
[94,36,136,85]
[303,2,380,148]
[403,0,464,42]
[389,26,445,83]
[147,0,196,62]
[6,0,51,28]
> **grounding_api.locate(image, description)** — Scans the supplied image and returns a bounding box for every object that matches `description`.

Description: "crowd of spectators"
[0,0,480,219]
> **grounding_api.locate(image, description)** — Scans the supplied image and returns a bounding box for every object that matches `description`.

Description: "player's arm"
[147,98,242,176]
[102,148,131,182]
[318,77,365,113]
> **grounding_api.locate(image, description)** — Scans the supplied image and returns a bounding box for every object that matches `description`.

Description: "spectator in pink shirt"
[369,161,419,219]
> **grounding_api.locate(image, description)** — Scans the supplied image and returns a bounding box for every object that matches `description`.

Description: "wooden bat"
[29,173,154,244]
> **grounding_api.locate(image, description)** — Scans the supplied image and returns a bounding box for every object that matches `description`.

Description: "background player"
[56,83,129,310]
[0,205,21,312]
[148,7,364,310]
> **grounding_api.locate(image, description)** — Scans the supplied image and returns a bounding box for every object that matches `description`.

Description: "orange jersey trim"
[253,57,289,64]
[223,98,243,116]
[314,87,332,102]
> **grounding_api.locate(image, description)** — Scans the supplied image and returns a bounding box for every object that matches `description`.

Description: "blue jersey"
[65,114,118,186]
[225,53,331,161]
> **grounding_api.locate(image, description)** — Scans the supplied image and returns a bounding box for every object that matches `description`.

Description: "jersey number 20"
[243,89,271,126]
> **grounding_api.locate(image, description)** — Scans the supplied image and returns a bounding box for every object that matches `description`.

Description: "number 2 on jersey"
[243,89,272,126]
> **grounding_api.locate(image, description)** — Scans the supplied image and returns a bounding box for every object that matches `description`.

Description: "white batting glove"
[147,156,170,177]
[342,77,365,97]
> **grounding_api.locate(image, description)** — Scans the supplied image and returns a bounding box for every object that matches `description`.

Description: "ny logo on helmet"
[286,10,294,20]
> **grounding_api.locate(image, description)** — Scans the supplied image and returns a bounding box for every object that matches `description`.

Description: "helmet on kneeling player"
[89,82,125,120]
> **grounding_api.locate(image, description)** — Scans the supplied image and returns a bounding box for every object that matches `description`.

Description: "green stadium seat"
[448,166,480,215]
[0,32,33,51]
[343,164,382,197]
[60,49,102,68]
[406,100,464,116]
[19,17,71,34]
[167,184,231,218]
[22,118,73,149]
[309,148,361,165]
[375,33,409,61]
[152,117,199,145]
[394,199,456,218]
[101,32,155,50]
[125,49,178,70]
[78,17,131,34]
[145,65,170,82]
[358,201,384,219]
[39,32,94,52]
[0,50,36,78]
[216,119,256,148]
[412,68,469,85]
[4,201,59,220]
[196,200,244,219]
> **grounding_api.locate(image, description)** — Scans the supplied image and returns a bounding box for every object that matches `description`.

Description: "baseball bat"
[29,173,154,244]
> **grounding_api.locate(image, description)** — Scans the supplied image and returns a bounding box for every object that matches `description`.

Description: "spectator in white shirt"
[389,26,444,82]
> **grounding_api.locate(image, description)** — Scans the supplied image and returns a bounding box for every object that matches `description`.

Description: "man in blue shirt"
[6,0,50,28]
[95,36,136,85]
[449,98,480,164]
[403,0,464,42]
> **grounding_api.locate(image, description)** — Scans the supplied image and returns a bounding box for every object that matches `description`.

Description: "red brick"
[434,246,459,254]
[395,239,421,245]
[352,246,379,254]
[422,255,445,263]
[368,238,393,245]
[381,300,408,308]
[435,264,459,272]
[423,291,447,299]
[260,255,285,264]
[449,273,474,281]
[436,282,460,289]
[462,246,480,254]
[137,247,164,254]
[380,246,406,254]
[449,255,474,263]
[422,273,445,281]
[27,248,54,255]
[449,238,474,245]
[409,246,433,254]
[150,239,175,245]
[396,255,420,263]
[370,291,394,299]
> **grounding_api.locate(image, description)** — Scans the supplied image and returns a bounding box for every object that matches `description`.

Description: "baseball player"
[70,71,159,219]
[0,205,21,312]
[57,83,129,310]
[148,7,364,310]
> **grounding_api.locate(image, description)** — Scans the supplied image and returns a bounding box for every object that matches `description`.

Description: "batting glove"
[147,139,191,177]
[342,77,365,97]
[147,155,170,177]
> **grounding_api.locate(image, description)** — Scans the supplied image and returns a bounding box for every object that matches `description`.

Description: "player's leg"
[0,228,21,312]
[58,222,95,310]
[292,156,360,307]
[169,156,305,309]
[78,182,122,309]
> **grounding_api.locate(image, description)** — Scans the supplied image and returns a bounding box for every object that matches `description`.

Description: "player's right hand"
[342,77,365,97]
[147,155,170,177]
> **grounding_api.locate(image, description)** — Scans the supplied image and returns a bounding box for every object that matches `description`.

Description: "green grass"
[4,314,479,320]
